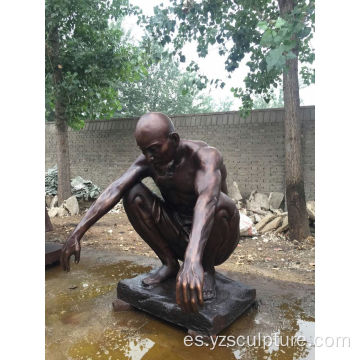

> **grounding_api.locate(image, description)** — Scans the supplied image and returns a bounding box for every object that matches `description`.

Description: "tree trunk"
[55,102,72,204]
[49,26,72,204]
[45,206,53,232]
[278,0,310,240]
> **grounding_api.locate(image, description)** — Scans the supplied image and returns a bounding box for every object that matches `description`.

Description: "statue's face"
[136,134,175,167]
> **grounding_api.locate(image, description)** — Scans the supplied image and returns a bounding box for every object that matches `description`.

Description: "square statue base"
[117,270,256,336]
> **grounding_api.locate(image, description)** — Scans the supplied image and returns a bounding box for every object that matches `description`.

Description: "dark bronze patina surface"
[46,242,62,266]
[61,112,255,325]
[117,270,255,336]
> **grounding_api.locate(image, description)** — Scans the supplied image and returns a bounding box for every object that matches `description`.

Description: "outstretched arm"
[61,155,149,271]
[176,147,222,312]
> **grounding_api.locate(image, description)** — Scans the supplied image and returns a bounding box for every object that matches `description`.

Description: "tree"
[146,0,314,240]
[252,80,306,109]
[45,207,53,232]
[45,0,146,203]
[253,88,284,109]
[116,41,233,116]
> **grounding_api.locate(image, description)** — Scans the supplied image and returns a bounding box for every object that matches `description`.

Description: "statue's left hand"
[61,234,81,272]
[176,259,204,312]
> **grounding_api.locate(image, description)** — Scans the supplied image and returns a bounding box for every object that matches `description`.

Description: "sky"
[122,0,315,109]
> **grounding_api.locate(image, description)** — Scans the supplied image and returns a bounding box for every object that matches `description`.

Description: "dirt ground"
[46,209,315,285]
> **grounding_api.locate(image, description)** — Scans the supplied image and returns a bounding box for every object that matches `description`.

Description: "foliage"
[71,176,101,200]
[45,0,148,128]
[116,41,233,116]
[200,95,234,112]
[252,78,308,109]
[252,88,284,109]
[145,0,314,116]
[45,166,59,196]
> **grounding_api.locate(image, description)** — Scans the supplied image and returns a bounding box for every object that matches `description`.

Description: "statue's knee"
[132,194,144,208]
[123,183,144,209]
[214,208,230,222]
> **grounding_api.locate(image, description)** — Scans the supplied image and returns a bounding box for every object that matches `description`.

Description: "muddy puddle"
[46,248,314,359]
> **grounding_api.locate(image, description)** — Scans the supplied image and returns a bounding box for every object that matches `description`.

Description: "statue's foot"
[142,262,179,287]
[203,271,216,301]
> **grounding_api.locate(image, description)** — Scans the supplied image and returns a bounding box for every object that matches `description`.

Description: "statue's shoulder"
[181,139,209,153]
[182,139,223,165]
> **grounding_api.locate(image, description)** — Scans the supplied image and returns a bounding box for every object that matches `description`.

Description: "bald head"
[135,112,175,148]
[135,113,180,166]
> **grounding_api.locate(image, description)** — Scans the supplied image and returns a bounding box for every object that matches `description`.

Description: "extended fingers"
[189,281,198,313]
[176,269,204,313]
[74,242,81,264]
[176,276,191,312]
[64,250,71,272]
[182,279,190,311]
[60,245,68,271]
[196,279,204,306]
[61,244,74,272]
[176,276,182,306]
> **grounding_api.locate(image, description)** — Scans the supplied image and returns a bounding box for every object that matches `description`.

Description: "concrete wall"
[45,106,315,200]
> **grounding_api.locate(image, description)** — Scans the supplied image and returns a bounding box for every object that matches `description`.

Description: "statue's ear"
[169,132,180,146]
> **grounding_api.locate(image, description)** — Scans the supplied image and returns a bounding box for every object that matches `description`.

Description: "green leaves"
[114,41,224,116]
[265,46,297,72]
[299,26,311,39]
[265,48,286,71]
[256,5,314,76]
[260,29,273,46]
[181,88,189,96]
[274,17,287,29]
[257,21,268,31]
[45,0,147,128]
[140,0,314,114]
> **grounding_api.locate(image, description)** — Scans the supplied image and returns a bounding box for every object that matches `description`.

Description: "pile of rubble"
[46,195,80,218]
[45,195,125,218]
[45,166,100,200]
[108,200,124,214]
[230,181,315,236]
[71,176,100,200]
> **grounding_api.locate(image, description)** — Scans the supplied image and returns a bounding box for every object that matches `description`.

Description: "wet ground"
[46,248,314,360]
[48,212,315,285]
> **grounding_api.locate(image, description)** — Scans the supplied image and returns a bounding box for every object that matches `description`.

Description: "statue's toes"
[141,276,157,287]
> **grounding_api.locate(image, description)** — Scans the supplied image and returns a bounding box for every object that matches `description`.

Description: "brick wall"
[45,106,315,200]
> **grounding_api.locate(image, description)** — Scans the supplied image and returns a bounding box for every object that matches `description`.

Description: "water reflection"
[45,250,314,359]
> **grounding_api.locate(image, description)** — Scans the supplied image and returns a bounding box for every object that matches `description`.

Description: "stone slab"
[306,201,315,221]
[112,299,133,312]
[268,192,284,210]
[64,195,80,216]
[231,181,243,201]
[45,242,62,266]
[254,192,270,210]
[117,270,256,336]
[48,207,59,218]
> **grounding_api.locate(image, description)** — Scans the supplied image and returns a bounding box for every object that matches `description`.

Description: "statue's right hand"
[61,234,81,272]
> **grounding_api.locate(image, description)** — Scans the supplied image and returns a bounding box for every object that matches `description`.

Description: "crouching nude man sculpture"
[61,112,241,314]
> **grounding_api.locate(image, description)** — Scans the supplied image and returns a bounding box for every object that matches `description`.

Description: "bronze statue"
[61,112,240,313]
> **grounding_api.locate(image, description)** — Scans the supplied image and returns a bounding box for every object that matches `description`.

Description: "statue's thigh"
[154,201,189,261]
[124,182,188,259]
